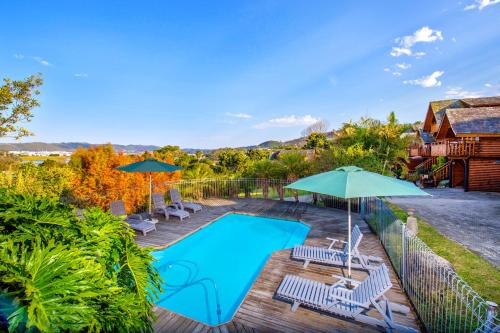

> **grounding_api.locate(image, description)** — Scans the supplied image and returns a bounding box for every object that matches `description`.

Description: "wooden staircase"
[432,162,451,184]
[414,157,437,174]
[408,157,437,177]
[419,161,451,188]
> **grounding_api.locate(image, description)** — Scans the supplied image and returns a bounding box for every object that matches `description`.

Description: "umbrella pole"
[348,198,352,280]
[149,173,152,215]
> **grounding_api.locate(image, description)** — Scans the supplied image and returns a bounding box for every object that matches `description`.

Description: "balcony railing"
[408,143,431,157]
[410,140,477,158]
[431,140,477,157]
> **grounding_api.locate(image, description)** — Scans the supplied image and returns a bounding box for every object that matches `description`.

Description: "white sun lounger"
[169,188,202,213]
[293,225,383,271]
[276,263,417,333]
[152,193,190,221]
[110,200,156,236]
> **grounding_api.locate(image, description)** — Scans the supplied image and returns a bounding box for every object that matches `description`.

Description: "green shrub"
[0,189,162,332]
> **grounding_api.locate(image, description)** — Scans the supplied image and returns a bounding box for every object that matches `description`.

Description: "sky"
[1,0,500,149]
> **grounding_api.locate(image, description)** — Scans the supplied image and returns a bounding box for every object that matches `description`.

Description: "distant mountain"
[0,142,161,153]
[244,131,337,149]
[182,148,214,154]
[0,131,337,154]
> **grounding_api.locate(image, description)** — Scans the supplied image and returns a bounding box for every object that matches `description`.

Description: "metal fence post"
[359,198,365,220]
[401,222,406,284]
[485,301,498,332]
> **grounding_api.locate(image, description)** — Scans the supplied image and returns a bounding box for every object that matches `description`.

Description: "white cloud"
[483,82,500,94]
[12,54,52,66]
[390,48,426,58]
[396,63,411,70]
[464,0,500,10]
[32,56,51,66]
[383,67,391,72]
[396,26,444,48]
[74,73,88,78]
[391,27,443,57]
[254,114,320,129]
[392,72,402,77]
[403,71,444,88]
[225,112,252,119]
[445,87,481,98]
[390,47,413,57]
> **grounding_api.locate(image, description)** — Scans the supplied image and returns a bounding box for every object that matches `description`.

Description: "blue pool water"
[153,213,310,326]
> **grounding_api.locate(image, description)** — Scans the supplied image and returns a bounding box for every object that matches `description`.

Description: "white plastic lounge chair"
[152,193,190,221]
[169,188,202,213]
[276,264,417,333]
[109,200,156,236]
[293,225,383,271]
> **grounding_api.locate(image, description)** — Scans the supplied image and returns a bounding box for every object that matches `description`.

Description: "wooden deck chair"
[152,193,190,221]
[109,200,156,236]
[169,188,202,213]
[276,263,417,333]
[292,225,383,271]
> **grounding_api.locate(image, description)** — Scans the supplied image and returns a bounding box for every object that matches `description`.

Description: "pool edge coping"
[149,211,311,251]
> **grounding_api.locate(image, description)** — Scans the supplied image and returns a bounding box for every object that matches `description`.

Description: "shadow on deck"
[135,198,421,333]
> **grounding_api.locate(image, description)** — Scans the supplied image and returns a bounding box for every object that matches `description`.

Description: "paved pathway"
[388,188,500,268]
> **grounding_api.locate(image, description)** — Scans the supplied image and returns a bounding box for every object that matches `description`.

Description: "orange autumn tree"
[70,144,181,212]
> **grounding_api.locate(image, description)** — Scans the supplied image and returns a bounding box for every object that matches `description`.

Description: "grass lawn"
[386,202,500,304]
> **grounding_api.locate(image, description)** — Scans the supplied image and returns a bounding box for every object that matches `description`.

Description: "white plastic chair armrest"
[331,275,361,287]
[326,237,339,249]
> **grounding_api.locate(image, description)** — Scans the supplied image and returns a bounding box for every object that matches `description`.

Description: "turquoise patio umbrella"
[115,158,182,214]
[285,165,429,278]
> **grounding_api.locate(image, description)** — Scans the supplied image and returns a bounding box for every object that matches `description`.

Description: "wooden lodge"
[408,96,500,192]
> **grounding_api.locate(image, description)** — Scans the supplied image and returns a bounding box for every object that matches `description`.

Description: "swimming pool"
[153,213,310,326]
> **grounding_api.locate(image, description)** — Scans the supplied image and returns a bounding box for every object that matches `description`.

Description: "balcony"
[430,140,477,157]
[408,143,431,157]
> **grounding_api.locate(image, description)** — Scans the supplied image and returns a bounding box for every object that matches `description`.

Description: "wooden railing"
[414,157,437,174]
[432,162,450,184]
[408,144,420,157]
[408,143,431,157]
[430,140,477,157]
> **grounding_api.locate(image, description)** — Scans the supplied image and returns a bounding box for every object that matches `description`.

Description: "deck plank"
[138,198,421,332]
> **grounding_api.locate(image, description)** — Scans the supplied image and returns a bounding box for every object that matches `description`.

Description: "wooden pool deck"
[135,198,421,333]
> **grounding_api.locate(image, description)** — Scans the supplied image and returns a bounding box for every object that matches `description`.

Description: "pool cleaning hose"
[158,260,222,324]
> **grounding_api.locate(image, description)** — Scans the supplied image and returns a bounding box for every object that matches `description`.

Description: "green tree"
[214,149,249,174]
[182,162,215,179]
[0,190,162,332]
[154,145,194,168]
[245,149,269,161]
[244,159,287,179]
[278,152,311,180]
[0,74,43,139]
[0,153,20,172]
[0,162,74,199]
[303,132,332,150]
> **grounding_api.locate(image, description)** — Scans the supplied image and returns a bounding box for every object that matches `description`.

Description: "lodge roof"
[446,106,500,135]
[461,96,500,107]
[429,99,463,123]
[418,129,436,143]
